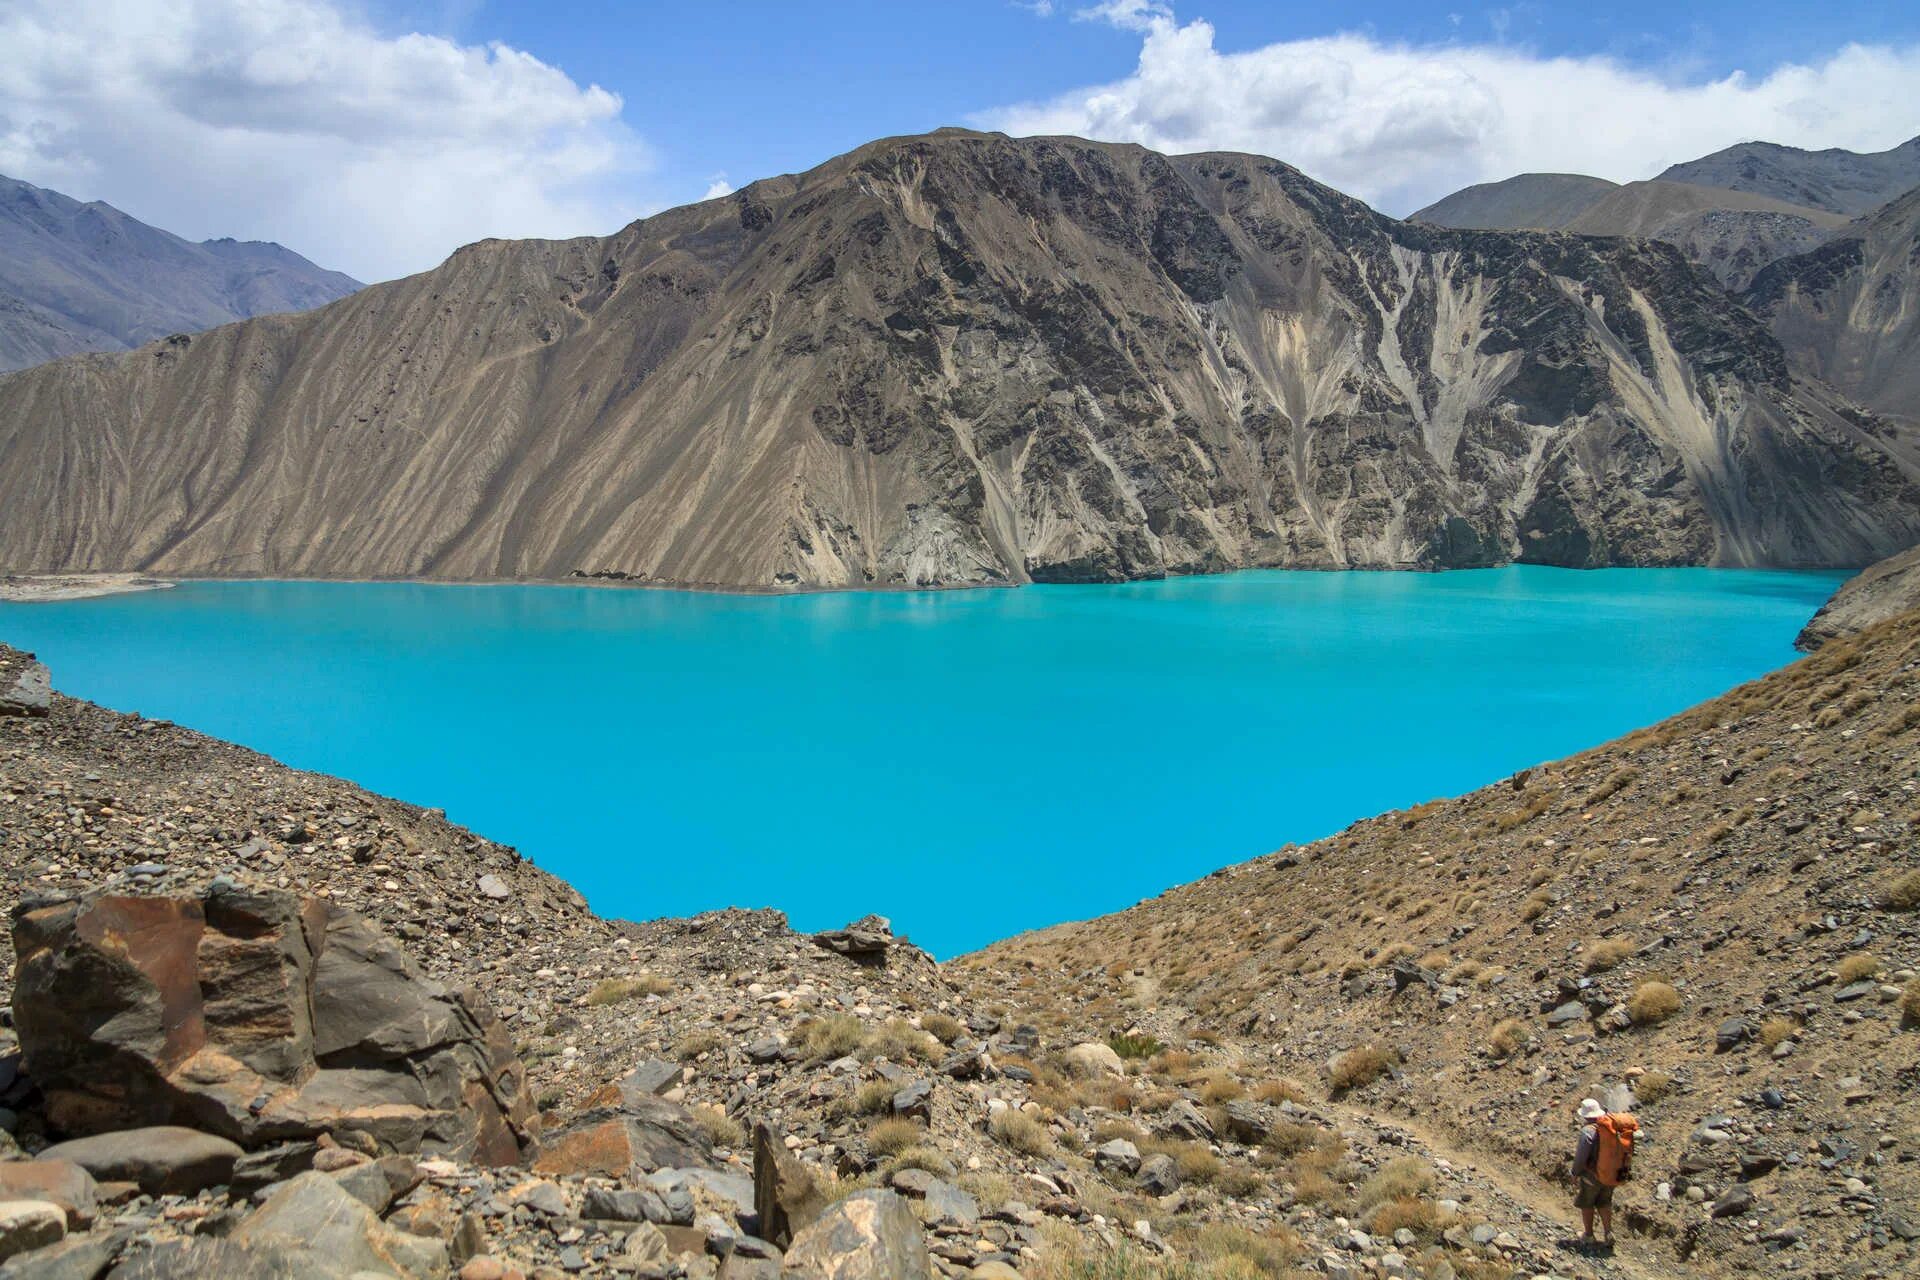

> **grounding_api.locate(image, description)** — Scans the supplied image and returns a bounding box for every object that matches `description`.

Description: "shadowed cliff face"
[3,130,1918,589]
[1746,188,1920,428]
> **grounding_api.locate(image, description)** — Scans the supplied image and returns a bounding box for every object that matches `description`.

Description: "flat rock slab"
[0,1202,65,1265]
[37,1128,241,1197]
[0,1163,96,1228]
[781,1190,930,1280]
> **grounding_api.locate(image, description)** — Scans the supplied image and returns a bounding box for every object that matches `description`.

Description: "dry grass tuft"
[1328,1045,1397,1096]
[1627,980,1681,1025]
[920,1012,965,1044]
[990,1109,1054,1157]
[867,1116,923,1157]
[1634,1070,1672,1104]
[1487,1018,1529,1058]
[585,973,670,1005]
[1836,953,1881,983]
[1883,869,1920,911]
[1583,938,1636,974]
[690,1104,744,1149]
[1759,1016,1797,1050]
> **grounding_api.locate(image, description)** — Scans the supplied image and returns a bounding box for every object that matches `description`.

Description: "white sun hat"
[1578,1098,1606,1120]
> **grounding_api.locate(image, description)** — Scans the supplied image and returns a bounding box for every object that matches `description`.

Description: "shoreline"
[0,573,177,603]
[0,559,1864,606]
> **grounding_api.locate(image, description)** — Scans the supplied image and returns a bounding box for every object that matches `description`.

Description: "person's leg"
[1599,1203,1614,1242]
[1580,1204,1596,1239]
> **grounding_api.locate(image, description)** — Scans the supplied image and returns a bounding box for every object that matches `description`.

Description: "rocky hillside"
[962,604,1920,1279]
[1656,137,1920,217]
[1410,175,1621,232]
[1744,188,1920,422]
[3,130,1918,590]
[1798,543,1920,648]
[0,173,360,374]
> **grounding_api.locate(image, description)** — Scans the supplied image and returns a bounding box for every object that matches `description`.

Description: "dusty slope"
[1657,137,1920,217]
[961,607,1920,1277]
[1410,174,1620,231]
[1797,542,1920,647]
[0,173,360,374]
[1745,188,1920,423]
[4,130,1919,590]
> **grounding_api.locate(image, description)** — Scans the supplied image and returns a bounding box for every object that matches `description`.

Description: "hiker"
[1572,1097,1637,1247]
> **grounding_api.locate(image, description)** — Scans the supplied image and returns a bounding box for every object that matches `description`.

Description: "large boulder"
[0,654,50,719]
[781,1190,930,1279]
[531,1096,714,1179]
[35,1128,239,1196]
[11,886,536,1163]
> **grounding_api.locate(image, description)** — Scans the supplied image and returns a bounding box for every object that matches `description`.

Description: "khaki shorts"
[1575,1175,1614,1210]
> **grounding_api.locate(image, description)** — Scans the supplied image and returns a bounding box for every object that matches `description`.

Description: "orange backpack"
[1593,1112,1638,1186]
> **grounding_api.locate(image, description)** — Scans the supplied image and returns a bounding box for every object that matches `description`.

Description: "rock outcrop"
[1745,187,1920,422]
[3,130,1917,589]
[1797,541,1920,647]
[0,652,47,719]
[11,887,536,1163]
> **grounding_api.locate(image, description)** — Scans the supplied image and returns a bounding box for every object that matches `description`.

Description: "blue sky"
[400,0,1920,210]
[3,0,1917,279]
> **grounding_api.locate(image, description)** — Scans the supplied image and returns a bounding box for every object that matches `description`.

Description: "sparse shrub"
[1291,1168,1338,1206]
[1328,1045,1397,1096]
[1198,1072,1245,1104]
[885,1145,955,1177]
[989,1109,1053,1157]
[1837,953,1881,983]
[1520,892,1552,923]
[1369,1196,1443,1240]
[794,1014,865,1062]
[1251,1078,1307,1105]
[1903,978,1920,1023]
[1635,1070,1673,1104]
[1260,1120,1324,1157]
[1107,1031,1163,1060]
[1627,981,1681,1025]
[1490,1017,1531,1057]
[920,1012,964,1044]
[1584,766,1640,806]
[1759,1016,1797,1050]
[1884,870,1920,911]
[867,1117,922,1157]
[674,1028,725,1061]
[1149,1049,1202,1077]
[585,973,670,1005]
[1583,938,1636,974]
[1357,1156,1434,1208]
[691,1105,744,1149]
[862,1017,939,1063]
[838,1078,896,1118]
[1190,1222,1300,1275]
[1373,941,1417,968]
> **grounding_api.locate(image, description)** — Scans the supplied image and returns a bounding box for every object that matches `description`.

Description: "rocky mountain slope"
[962,603,1920,1279]
[1744,188,1920,422]
[1414,138,1920,293]
[0,174,360,375]
[1656,137,1920,217]
[1410,175,1621,233]
[3,129,1918,591]
[1797,542,1920,648]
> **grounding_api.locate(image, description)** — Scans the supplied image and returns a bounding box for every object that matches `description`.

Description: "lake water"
[0,568,1842,956]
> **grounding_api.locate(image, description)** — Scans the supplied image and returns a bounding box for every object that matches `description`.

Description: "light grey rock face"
[0,658,49,718]
[1656,136,1920,217]
[229,1172,445,1278]
[3,131,1914,589]
[1797,543,1920,649]
[1748,187,1920,423]
[780,1189,931,1280]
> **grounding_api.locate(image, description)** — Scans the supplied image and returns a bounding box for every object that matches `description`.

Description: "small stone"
[477,874,511,900]
[0,1200,65,1263]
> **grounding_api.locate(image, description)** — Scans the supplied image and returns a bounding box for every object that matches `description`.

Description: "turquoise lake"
[0,568,1843,956]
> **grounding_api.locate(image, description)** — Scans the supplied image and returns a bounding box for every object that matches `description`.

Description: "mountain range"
[0,174,361,374]
[0,130,1917,589]
[1413,136,1920,292]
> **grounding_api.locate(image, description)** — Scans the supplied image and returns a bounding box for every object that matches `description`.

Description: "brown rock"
[532,1097,713,1179]
[754,1124,826,1250]
[10,886,536,1163]
[36,1127,240,1196]
[0,1160,96,1228]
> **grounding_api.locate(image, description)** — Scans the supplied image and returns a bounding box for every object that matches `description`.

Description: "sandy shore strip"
[0,573,176,603]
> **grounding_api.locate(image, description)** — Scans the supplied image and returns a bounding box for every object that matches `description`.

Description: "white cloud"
[702,177,735,200]
[0,0,653,281]
[976,8,1920,216]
